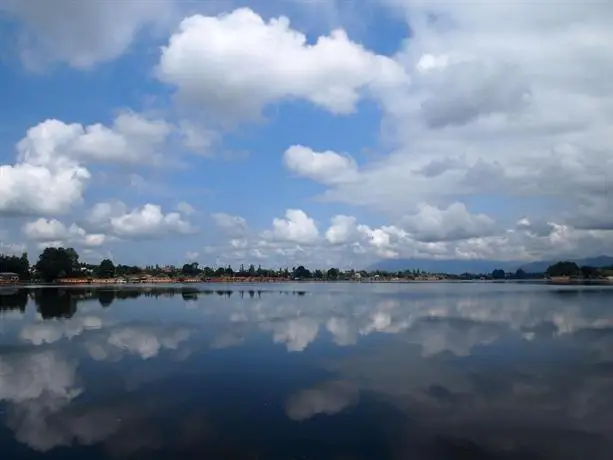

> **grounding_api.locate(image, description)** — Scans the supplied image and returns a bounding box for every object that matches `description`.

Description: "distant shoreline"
[2,278,613,288]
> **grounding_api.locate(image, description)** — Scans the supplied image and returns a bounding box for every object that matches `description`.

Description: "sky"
[1,0,612,268]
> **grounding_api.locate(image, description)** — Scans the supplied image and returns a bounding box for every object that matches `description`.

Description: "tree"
[514,269,527,279]
[98,259,116,278]
[0,252,30,279]
[546,261,581,278]
[491,269,506,280]
[580,265,600,279]
[313,269,324,279]
[35,247,80,282]
[182,262,200,276]
[326,268,339,280]
[292,265,311,279]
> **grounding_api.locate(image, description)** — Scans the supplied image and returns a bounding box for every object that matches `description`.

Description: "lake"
[0,282,612,459]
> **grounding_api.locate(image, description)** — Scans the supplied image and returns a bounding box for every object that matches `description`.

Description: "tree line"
[2,247,612,283]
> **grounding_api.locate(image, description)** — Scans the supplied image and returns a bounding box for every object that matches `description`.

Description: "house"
[0,272,20,284]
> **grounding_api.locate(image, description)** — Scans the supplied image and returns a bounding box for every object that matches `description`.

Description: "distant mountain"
[368,255,613,275]
[367,259,518,275]
[517,255,613,274]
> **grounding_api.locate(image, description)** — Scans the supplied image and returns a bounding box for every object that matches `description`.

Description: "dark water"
[1,282,613,459]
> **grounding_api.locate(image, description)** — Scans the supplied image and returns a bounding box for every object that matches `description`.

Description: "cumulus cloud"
[283,145,358,185]
[294,0,613,259]
[325,215,358,245]
[402,203,496,242]
[2,0,174,69]
[1,120,90,216]
[265,209,319,245]
[1,113,174,217]
[212,212,248,236]
[156,8,407,120]
[23,218,107,248]
[87,202,194,239]
[16,113,172,166]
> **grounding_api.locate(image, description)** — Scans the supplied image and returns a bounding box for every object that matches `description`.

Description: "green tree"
[326,268,339,280]
[580,265,600,279]
[35,247,80,282]
[292,265,311,279]
[491,269,506,280]
[182,262,200,276]
[313,269,324,279]
[98,259,116,278]
[0,252,30,279]
[546,261,581,278]
[514,268,527,279]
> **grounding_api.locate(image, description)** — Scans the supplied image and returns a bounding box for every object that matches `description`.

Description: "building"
[0,272,20,284]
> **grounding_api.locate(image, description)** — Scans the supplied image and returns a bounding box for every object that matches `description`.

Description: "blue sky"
[1,0,612,268]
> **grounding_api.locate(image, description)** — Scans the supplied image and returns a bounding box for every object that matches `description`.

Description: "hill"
[517,255,613,274]
[368,255,613,275]
[367,259,518,275]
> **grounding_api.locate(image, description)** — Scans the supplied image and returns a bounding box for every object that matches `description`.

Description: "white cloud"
[85,201,194,239]
[283,145,358,185]
[157,8,407,120]
[68,112,172,164]
[2,0,174,69]
[16,113,172,166]
[212,212,248,236]
[23,218,107,248]
[86,201,127,228]
[296,0,613,258]
[402,203,496,242]
[266,209,319,244]
[325,215,357,245]
[1,113,173,217]
[1,124,90,216]
[108,204,194,239]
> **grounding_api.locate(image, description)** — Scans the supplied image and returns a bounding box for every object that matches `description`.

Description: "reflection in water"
[0,284,612,458]
[0,289,27,312]
[285,380,359,421]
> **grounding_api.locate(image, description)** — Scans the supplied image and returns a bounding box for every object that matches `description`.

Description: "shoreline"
[2,278,613,289]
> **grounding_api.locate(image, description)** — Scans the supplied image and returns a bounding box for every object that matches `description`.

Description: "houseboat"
[0,272,20,285]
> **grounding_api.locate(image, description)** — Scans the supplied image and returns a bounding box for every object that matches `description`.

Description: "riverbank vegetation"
[2,248,613,284]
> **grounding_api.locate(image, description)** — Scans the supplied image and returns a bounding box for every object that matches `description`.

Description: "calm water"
[1,282,612,459]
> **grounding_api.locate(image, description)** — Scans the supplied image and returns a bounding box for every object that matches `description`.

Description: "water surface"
[1,282,612,459]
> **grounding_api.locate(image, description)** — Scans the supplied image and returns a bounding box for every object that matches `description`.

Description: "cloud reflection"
[86,326,191,360]
[20,316,103,345]
[285,381,359,421]
[0,350,82,451]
